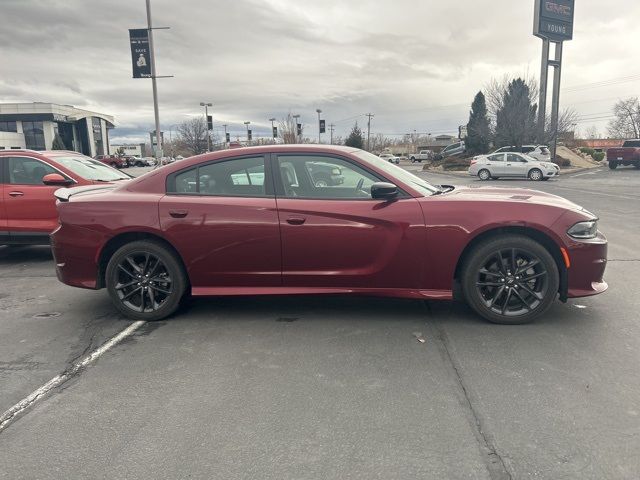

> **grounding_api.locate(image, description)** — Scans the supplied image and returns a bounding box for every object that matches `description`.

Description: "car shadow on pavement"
[0,245,53,265]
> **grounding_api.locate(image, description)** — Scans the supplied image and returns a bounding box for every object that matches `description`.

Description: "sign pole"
[145,0,162,165]
[549,41,563,161]
[537,38,550,143]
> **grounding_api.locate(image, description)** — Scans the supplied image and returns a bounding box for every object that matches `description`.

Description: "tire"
[478,169,491,181]
[105,240,187,321]
[528,168,543,181]
[410,157,416,163]
[110,162,119,169]
[461,235,559,324]
[609,161,618,170]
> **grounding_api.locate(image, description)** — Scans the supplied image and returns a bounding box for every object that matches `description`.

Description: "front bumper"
[566,232,608,298]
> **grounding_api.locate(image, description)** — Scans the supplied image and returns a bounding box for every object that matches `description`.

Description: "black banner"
[129,29,152,78]
[225,132,230,142]
[319,119,326,134]
[297,123,302,136]
[534,0,574,41]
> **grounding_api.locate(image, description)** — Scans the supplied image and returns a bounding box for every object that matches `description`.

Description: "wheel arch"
[453,225,568,301]
[96,231,189,290]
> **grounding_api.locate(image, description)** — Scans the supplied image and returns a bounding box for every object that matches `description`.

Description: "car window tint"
[277,155,380,199]
[8,157,57,185]
[174,168,198,193]
[522,146,534,153]
[198,157,265,196]
[488,154,503,162]
[507,153,525,163]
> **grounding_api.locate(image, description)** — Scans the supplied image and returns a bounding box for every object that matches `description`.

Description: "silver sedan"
[468,152,560,181]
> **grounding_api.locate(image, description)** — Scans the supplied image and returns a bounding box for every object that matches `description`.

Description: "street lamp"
[316,109,322,144]
[269,117,276,143]
[200,102,212,152]
[292,114,300,143]
[244,121,251,145]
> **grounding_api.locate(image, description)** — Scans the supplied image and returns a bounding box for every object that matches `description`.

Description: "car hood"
[435,185,594,216]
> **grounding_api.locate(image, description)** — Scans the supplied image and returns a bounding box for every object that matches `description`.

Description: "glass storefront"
[22,121,45,150]
[92,117,104,156]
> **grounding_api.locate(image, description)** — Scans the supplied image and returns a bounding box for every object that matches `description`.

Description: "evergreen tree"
[344,122,364,149]
[494,78,537,148]
[465,91,491,155]
[51,133,66,150]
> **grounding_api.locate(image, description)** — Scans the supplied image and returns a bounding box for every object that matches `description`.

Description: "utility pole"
[329,124,335,145]
[244,121,251,145]
[316,108,322,144]
[366,113,374,151]
[292,114,300,143]
[200,102,212,152]
[269,117,277,143]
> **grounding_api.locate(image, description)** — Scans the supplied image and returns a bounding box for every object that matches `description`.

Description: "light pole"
[269,117,276,143]
[292,114,300,143]
[244,121,251,145]
[316,109,322,144]
[200,102,212,152]
[222,124,228,148]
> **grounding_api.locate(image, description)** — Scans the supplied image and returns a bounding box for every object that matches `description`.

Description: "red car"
[0,149,130,245]
[51,145,608,324]
[95,155,128,169]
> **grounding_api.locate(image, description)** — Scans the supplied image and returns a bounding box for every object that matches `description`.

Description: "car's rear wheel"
[410,157,416,163]
[105,240,186,321]
[528,168,543,181]
[478,169,491,181]
[461,235,559,324]
[609,161,618,170]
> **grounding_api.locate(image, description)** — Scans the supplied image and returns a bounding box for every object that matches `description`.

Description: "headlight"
[567,220,598,239]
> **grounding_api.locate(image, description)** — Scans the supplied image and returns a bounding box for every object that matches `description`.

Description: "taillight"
[470,160,477,165]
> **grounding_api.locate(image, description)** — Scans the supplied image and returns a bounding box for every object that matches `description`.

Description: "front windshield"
[51,155,130,181]
[353,150,440,195]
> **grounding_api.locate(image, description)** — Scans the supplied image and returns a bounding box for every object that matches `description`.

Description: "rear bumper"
[566,232,608,298]
[50,224,103,290]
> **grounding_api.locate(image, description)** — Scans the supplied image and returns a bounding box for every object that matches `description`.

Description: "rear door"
[0,156,8,242]
[485,153,505,175]
[273,153,426,289]
[3,156,64,238]
[159,154,282,291]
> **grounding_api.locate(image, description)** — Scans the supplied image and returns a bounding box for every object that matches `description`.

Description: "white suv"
[492,145,551,162]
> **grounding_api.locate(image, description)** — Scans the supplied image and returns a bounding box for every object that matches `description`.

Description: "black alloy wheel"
[106,240,186,321]
[462,235,559,324]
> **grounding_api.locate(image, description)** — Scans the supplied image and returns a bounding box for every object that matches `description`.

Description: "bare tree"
[543,107,578,144]
[607,97,640,138]
[368,133,393,153]
[584,125,600,139]
[176,117,208,155]
[485,73,539,121]
[279,114,303,144]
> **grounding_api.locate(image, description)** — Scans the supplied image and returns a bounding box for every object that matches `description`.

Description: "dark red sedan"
[51,145,607,324]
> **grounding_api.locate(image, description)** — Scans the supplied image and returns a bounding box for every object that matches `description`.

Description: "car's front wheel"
[609,161,618,170]
[105,240,187,321]
[461,235,559,324]
[528,168,543,181]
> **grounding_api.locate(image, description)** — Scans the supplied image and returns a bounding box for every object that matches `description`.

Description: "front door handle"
[8,191,24,197]
[286,216,306,225]
[169,209,188,218]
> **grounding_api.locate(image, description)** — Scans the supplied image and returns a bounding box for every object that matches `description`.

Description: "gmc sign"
[533,0,574,41]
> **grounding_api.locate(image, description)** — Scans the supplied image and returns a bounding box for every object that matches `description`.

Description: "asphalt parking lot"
[1,164,639,479]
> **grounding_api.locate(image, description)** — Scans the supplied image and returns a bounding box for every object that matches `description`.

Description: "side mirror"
[371,182,398,200]
[43,173,73,186]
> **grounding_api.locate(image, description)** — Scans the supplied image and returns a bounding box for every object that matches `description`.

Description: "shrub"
[442,157,471,171]
[592,151,605,161]
[553,157,571,167]
[579,147,595,157]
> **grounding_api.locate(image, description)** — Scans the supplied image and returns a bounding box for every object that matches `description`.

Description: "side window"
[169,156,267,197]
[522,146,534,153]
[488,154,503,162]
[277,155,380,199]
[8,157,57,185]
[507,153,525,163]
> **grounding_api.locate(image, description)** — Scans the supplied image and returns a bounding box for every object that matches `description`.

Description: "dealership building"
[0,102,115,157]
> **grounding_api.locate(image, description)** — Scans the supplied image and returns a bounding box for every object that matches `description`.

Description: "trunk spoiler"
[54,184,117,202]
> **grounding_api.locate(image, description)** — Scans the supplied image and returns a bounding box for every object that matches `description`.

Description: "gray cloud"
[1,0,639,143]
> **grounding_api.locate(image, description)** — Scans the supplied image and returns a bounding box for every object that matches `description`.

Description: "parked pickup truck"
[409,150,433,163]
[607,140,640,169]
[95,155,127,169]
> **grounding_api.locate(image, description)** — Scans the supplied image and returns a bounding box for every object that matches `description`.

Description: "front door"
[3,156,61,239]
[159,154,282,291]
[506,153,530,177]
[274,153,426,289]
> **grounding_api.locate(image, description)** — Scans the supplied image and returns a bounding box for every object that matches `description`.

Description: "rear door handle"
[286,216,306,225]
[169,209,188,218]
[8,191,24,197]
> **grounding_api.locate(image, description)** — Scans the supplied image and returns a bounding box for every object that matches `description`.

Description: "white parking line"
[570,170,601,177]
[0,320,146,432]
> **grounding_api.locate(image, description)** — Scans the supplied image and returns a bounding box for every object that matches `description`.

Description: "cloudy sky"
[1,0,638,143]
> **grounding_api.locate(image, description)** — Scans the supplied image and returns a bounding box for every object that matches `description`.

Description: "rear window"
[623,140,640,147]
[539,147,549,154]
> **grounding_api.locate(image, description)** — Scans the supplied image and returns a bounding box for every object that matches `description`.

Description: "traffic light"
[207,115,213,131]
[297,123,302,136]
[225,132,230,142]
[319,119,326,134]
[247,129,252,141]
[272,126,278,138]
